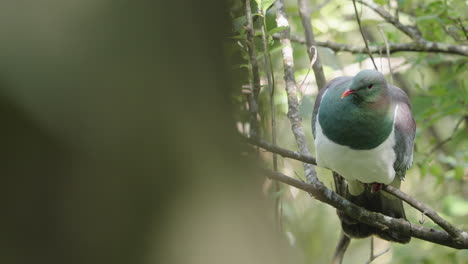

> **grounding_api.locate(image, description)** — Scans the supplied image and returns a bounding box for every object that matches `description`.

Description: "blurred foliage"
[1,1,307,264]
[228,0,467,263]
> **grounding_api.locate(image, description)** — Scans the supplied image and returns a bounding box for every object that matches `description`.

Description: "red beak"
[341,89,354,99]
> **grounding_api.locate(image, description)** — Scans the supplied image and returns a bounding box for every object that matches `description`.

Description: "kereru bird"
[312,70,415,243]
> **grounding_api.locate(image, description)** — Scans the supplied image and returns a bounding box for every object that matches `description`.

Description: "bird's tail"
[337,179,411,244]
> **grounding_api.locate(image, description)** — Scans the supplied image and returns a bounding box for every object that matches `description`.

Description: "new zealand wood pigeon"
[312,70,415,243]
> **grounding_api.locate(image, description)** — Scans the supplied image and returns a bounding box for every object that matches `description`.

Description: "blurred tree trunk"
[0,1,294,264]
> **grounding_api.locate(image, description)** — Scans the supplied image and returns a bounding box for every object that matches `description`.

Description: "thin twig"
[378,24,393,84]
[245,0,261,136]
[352,0,378,70]
[419,117,465,169]
[298,0,327,89]
[365,247,390,264]
[428,117,465,155]
[365,237,390,264]
[379,46,383,72]
[395,0,399,20]
[456,18,468,40]
[241,134,317,164]
[263,169,468,249]
[258,1,281,229]
[331,233,351,264]
[383,185,466,241]
[298,46,318,92]
[354,0,423,41]
[311,0,333,13]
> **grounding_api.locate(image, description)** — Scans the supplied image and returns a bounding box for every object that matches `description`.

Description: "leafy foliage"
[228,0,467,263]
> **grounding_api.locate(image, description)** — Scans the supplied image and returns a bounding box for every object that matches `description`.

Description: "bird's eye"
[367,84,373,89]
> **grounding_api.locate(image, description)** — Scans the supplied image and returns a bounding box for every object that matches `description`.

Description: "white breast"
[314,105,399,185]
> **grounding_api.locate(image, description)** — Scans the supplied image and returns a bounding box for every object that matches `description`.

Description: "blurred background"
[0,0,466,264]
[228,0,468,263]
[0,1,299,264]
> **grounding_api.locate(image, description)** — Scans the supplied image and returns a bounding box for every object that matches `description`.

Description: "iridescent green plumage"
[318,71,394,150]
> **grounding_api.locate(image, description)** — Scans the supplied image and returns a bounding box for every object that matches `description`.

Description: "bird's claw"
[371,183,383,193]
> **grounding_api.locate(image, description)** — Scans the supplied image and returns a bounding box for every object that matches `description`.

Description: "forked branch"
[263,168,468,249]
[243,135,468,249]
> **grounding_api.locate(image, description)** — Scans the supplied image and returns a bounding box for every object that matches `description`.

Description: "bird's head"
[341,70,388,103]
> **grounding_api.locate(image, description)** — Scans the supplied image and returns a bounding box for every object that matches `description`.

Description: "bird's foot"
[371,183,383,193]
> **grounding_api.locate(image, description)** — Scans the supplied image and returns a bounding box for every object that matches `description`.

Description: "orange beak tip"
[341,90,353,99]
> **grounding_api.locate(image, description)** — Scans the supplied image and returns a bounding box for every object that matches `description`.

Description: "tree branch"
[352,0,378,70]
[245,0,261,136]
[298,0,327,89]
[428,117,465,155]
[331,233,351,264]
[250,0,468,56]
[263,169,468,249]
[241,135,317,165]
[383,185,467,242]
[273,34,468,56]
[252,0,468,253]
[244,135,468,247]
[354,0,468,56]
[354,0,423,41]
[365,239,390,264]
[257,0,281,228]
[378,24,393,84]
[275,0,318,183]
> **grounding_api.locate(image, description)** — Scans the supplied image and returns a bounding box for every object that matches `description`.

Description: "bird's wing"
[312,76,351,138]
[389,85,416,179]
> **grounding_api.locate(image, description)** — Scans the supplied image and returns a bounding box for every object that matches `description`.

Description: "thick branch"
[245,136,468,246]
[274,34,468,56]
[264,169,468,249]
[298,0,327,89]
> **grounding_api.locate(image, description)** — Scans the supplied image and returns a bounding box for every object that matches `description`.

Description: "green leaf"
[254,31,263,36]
[232,16,247,32]
[443,195,468,217]
[228,34,246,40]
[268,26,288,35]
[231,64,249,70]
[354,53,368,63]
[252,12,263,18]
[430,163,444,184]
[254,0,276,14]
[255,44,286,61]
[418,164,427,178]
[429,162,442,174]
[438,155,457,167]
[454,166,464,181]
[374,0,387,5]
[360,19,382,26]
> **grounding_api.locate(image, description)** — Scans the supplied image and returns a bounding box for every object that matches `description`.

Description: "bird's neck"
[319,90,394,150]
